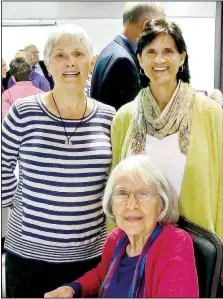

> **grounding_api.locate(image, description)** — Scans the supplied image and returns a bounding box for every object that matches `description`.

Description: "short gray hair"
[123,2,165,26]
[24,44,38,51]
[44,24,93,65]
[103,155,179,224]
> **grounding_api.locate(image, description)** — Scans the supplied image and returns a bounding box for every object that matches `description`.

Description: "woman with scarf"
[110,18,222,241]
[45,155,199,298]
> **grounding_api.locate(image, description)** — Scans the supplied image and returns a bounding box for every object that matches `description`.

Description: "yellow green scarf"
[131,80,195,155]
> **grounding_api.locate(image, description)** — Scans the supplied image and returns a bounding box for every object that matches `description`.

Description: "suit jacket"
[90,35,141,111]
[39,60,54,90]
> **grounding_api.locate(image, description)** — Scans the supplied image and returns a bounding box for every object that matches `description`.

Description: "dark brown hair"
[137,17,190,87]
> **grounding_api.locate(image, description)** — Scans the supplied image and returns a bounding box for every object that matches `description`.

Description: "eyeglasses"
[113,189,159,202]
[31,51,39,55]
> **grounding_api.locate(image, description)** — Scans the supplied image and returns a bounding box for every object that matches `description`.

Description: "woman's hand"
[44,286,75,298]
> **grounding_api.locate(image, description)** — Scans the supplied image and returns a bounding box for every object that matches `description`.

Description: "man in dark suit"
[25,44,54,89]
[91,2,165,111]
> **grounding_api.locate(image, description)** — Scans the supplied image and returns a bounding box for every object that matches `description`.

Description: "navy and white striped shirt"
[2,94,115,263]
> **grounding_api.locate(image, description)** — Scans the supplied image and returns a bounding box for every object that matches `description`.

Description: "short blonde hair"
[44,24,93,65]
[15,50,26,59]
[24,44,38,51]
[103,155,179,224]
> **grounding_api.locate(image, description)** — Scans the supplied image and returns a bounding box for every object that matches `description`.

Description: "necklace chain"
[52,93,88,145]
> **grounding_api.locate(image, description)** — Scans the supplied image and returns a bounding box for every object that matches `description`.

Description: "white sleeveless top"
[127,133,187,199]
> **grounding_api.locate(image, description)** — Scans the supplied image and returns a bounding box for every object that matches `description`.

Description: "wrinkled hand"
[44,286,74,298]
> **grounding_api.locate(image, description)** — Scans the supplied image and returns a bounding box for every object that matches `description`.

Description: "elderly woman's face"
[138,33,185,87]
[48,35,91,90]
[112,172,162,238]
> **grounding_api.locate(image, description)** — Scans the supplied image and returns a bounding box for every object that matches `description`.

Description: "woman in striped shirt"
[2,25,115,298]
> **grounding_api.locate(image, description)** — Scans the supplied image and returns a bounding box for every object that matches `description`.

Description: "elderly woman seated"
[45,155,199,298]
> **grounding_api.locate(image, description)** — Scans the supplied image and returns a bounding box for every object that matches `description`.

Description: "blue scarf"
[98,223,162,298]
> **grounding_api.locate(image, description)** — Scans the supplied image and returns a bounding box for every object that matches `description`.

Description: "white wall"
[2,2,216,91]
[2,2,216,19]
[172,18,215,91]
[2,20,122,63]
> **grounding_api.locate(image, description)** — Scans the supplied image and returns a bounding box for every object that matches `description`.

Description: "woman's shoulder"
[112,100,136,125]
[159,224,193,247]
[2,88,10,97]
[116,100,136,116]
[13,94,41,111]
[193,93,222,116]
[7,94,41,119]
[93,99,116,116]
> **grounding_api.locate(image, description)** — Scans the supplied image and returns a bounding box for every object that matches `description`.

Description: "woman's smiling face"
[138,33,185,87]
[48,35,91,90]
[112,172,162,238]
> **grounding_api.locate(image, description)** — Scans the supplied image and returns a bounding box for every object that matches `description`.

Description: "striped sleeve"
[2,104,24,207]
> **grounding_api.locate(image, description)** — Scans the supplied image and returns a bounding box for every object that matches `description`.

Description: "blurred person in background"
[7,48,51,92]
[2,58,7,93]
[25,44,54,89]
[209,89,223,107]
[15,50,27,59]
[110,18,222,241]
[2,24,115,298]
[2,57,44,118]
[2,58,7,79]
[1,58,10,253]
[84,53,98,96]
[90,2,165,111]
[2,51,26,90]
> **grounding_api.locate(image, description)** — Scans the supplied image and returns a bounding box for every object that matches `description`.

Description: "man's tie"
[32,65,36,71]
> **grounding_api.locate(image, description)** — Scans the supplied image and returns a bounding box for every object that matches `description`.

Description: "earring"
[179,65,184,72]
[140,68,146,76]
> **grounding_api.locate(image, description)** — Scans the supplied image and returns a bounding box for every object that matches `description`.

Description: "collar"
[15,81,33,86]
[118,33,137,54]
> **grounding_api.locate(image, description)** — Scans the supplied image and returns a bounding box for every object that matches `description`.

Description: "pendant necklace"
[52,93,87,145]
